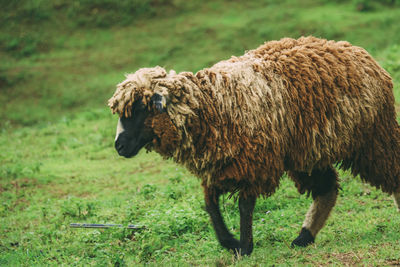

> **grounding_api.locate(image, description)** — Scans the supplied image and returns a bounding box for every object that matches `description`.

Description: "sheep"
[108,36,400,256]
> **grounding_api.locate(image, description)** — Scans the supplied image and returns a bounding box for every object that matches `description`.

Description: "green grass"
[1,0,400,265]
[1,109,400,265]
[1,0,400,126]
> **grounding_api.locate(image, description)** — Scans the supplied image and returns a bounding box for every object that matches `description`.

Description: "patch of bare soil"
[386,259,400,266]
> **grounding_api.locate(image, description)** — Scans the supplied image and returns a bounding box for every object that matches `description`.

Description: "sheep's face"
[114,93,175,158]
[114,100,155,158]
[110,66,181,158]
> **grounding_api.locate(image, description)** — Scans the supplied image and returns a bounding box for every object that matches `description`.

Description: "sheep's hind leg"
[292,188,337,247]
[289,167,339,247]
[204,188,240,251]
[393,192,400,212]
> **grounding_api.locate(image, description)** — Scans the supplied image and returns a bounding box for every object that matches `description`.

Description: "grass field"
[1,0,400,266]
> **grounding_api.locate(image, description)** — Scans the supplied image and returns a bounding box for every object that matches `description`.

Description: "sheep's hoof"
[220,238,240,251]
[291,228,315,248]
[234,245,253,257]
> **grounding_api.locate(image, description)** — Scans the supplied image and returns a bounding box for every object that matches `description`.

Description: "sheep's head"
[108,66,181,158]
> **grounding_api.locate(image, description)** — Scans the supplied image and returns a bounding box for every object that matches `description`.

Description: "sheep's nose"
[115,139,123,152]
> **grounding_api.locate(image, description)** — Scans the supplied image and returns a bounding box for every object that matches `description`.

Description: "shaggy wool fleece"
[109,36,400,197]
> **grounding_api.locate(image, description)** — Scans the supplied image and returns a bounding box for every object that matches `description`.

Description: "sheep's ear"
[151,93,167,113]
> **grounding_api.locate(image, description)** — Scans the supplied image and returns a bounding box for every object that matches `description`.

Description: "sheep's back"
[248,36,394,172]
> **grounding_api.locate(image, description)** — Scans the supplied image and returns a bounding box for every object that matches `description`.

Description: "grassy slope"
[1,0,400,266]
[1,0,400,126]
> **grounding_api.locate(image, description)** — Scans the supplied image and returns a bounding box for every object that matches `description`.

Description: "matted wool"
[109,36,400,197]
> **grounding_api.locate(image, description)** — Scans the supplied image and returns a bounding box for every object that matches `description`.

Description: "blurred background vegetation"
[1,0,400,126]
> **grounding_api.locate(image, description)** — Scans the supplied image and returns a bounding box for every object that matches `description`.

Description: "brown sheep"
[108,36,400,256]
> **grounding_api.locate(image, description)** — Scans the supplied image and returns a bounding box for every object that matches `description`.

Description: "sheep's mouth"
[116,140,153,158]
[115,140,140,158]
[118,147,140,158]
[117,145,140,158]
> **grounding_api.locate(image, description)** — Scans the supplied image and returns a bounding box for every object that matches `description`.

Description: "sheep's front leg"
[204,188,240,251]
[238,195,256,256]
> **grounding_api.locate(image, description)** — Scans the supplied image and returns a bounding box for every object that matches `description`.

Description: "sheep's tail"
[341,109,400,194]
